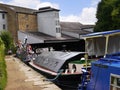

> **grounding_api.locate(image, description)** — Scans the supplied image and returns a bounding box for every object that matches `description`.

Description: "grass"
[0,60,7,90]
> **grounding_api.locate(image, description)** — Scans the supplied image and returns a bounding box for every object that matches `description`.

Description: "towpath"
[5,55,61,90]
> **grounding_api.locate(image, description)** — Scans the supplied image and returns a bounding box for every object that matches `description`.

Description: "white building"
[37,7,61,38]
[0,9,7,30]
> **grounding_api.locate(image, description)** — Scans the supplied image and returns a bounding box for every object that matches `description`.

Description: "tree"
[0,31,14,54]
[94,0,120,32]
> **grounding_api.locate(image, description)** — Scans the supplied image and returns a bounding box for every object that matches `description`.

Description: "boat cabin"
[30,51,90,75]
[86,52,120,90]
[83,30,120,57]
[79,30,120,90]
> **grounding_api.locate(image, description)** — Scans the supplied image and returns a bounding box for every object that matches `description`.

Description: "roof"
[23,31,79,43]
[0,3,37,14]
[60,22,83,30]
[36,6,60,13]
[27,31,75,40]
[34,51,85,72]
[83,30,120,38]
[60,22,93,35]
[80,25,94,29]
[83,30,120,56]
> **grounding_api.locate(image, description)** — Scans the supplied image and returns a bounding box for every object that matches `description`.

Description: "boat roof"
[82,30,120,56]
[34,51,85,72]
[83,30,120,39]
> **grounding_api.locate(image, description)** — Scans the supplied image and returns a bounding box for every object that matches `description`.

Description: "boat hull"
[29,62,82,89]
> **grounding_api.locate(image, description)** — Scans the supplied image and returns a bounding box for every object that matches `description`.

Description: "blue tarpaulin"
[83,30,120,38]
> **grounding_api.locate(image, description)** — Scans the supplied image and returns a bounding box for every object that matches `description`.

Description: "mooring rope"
[44,69,63,82]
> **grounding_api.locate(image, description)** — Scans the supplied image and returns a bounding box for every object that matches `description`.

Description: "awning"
[82,30,120,56]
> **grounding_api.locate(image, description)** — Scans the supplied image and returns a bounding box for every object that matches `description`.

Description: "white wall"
[37,11,61,37]
[0,10,7,31]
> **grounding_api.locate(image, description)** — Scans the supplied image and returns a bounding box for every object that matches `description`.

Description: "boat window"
[110,74,120,90]
[117,78,120,86]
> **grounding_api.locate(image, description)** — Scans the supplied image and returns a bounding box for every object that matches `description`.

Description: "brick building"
[0,3,38,41]
[0,3,94,52]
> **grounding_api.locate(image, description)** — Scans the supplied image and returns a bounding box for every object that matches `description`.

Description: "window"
[110,74,120,90]
[56,20,59,26]
[3,24,6,30]
[56,27,61,33]
[55,12,59,18]
[26,25,29,30]
[2,13,5,19]
[56,20,57,25]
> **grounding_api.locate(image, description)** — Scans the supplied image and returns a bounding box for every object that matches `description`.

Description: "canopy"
[34,51,85,72]
[83,30,120,56]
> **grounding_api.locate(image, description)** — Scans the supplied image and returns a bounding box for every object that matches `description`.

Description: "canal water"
[53,80,80,90]
[57,84,79,90]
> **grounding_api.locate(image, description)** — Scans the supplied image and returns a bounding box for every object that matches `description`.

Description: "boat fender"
[65,69,69,74]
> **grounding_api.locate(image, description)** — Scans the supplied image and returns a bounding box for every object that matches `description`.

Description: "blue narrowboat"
[79,30,120,90]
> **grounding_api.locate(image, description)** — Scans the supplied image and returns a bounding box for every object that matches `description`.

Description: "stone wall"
[18,13,37,32]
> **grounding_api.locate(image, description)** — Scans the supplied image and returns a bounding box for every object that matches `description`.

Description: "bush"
[0,38,6,90]
[0,31,15,54]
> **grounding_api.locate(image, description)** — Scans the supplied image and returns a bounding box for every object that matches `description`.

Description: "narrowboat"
[29,51,93,88]
[78,30,120,90]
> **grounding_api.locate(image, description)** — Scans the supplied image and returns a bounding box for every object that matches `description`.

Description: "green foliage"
[0,38,6,90]
[94,0,120,32]
[0,31,15,54]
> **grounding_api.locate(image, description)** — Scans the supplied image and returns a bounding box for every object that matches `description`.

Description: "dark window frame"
[2,13,5,19]
[56,27,61,33]
[3,24,6,30]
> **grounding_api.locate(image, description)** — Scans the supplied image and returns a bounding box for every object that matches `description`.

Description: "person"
[26,44,34,62]
[72,64,76,73]
[26,44,34,54]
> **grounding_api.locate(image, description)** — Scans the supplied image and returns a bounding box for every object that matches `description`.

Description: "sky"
[0,0,101,25]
